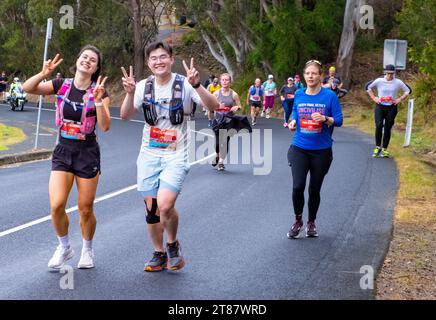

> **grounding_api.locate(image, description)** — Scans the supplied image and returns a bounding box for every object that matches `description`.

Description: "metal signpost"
[34,18,53,149]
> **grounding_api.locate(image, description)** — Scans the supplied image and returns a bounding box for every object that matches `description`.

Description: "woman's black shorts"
[52,138,101,179]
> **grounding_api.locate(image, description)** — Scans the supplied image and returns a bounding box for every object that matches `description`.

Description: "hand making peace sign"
[182,58,200,87]
[42,54,63,77]
[121,66,136,94]
[94,75,108,101]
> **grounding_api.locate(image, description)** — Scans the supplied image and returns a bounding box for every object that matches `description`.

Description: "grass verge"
[0,123,26,151]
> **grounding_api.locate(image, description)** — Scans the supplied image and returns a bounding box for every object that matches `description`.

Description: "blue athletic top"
[291,87,343,150]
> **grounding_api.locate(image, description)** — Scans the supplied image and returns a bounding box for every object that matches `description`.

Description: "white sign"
[384,39,407,70]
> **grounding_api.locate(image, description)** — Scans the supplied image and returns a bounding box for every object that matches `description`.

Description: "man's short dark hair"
[145,41,173,60]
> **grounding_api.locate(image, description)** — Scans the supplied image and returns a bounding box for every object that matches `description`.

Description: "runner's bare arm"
[94,76,111,132]
[120,66,137,120]
[183,58,218,112]
[23,54,63,95]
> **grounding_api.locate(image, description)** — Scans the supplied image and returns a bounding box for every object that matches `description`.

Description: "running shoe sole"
[167,258,185,271]
[287,231,302,239]
[144,265,167,272]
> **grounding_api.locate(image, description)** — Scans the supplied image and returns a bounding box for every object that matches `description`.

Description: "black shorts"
[250,100,262,108]
[0,86,6,93]
[52,138,101,179]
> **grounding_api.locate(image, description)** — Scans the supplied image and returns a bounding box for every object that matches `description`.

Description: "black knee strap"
[145,198,159,224]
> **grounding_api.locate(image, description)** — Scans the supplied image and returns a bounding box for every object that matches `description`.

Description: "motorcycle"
[7,86,27,111]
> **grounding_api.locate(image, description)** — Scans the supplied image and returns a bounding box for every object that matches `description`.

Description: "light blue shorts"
[136,152,190,197]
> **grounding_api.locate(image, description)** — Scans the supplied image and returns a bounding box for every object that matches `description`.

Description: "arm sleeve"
[52,78,64,94]
[292,93,299,121]
[331,94,343,127]
[398,80,411,95]
[367,78,380,92]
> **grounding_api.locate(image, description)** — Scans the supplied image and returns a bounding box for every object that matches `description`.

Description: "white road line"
[0,147,214,238]
[0,107,216,238]
[0,185,138,238]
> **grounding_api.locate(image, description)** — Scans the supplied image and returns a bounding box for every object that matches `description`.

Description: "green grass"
[0,123,26,151]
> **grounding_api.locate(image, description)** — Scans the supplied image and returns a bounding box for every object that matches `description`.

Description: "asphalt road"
[0,103,397,300]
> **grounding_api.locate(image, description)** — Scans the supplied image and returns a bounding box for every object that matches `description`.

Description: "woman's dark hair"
[145,41,173,60]
[70,45,102,82]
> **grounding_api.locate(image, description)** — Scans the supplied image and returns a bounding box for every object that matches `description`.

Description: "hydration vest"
[55,78,97,135]
[142,74,185,126]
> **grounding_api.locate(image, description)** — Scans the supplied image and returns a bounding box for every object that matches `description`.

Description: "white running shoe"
[78,248,95,269]
[266,114,271,119]
[260,111,265,117]
[48,245,74,269]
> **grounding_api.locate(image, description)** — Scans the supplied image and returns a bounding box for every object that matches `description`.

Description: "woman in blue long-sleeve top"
[286,60,343,238]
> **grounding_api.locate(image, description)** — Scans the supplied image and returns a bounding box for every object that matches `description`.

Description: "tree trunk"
[132,0,144,80]
[336,0,364,87]
[201,31,235,80]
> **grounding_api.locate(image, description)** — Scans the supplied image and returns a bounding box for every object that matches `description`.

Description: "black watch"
[323,116,328,123]
[192,82,201,89]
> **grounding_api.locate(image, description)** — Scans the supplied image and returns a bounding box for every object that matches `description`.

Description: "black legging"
[375,104,398,149]
[215,130,231,159]
[289,145,332,221]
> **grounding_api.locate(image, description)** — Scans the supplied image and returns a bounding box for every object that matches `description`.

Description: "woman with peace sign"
[23,45,111,270]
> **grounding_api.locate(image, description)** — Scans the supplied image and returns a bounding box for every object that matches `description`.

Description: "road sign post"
[403,99,414,147]
[34,18,53,149]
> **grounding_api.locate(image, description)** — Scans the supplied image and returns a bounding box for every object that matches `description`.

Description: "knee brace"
[145,198,160,224]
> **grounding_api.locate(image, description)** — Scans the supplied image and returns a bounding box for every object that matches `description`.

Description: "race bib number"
[252,95,260,101]
[300,119,322,134]
[268,89,273,94]
[149,127,177,150]
[380,96,394,103]
[60,122,86,140]
[286,93,295,99]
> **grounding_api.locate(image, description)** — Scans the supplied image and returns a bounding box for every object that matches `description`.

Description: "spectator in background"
[0,71,8,102]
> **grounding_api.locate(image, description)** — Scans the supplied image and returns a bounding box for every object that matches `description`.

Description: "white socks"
[57,235,93,250]
[83,239,93,250]
[57,235,70,249]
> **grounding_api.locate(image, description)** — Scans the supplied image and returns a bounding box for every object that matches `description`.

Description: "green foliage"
[0,0,135,81]
[182,30,200,46]
[397,0,436,77]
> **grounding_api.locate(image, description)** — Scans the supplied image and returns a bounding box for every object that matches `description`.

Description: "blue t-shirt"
[291,87,343,150]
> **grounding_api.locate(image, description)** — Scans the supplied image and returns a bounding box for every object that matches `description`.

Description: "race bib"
[252,95,260,101]
[286,93,295,99]
[380,96,394,103]
[269,89,273,94]
[300,119,322,134]
[149,127,177,150]
[60,122,86,140]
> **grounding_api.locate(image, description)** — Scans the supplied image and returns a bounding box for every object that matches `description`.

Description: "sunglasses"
[305,59,322,66]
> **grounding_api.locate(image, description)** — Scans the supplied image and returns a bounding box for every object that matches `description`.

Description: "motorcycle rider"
[9,77,27,109]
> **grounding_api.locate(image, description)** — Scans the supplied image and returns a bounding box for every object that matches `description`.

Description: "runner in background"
[213,73,242,171]
[279,77,297,128]
[206,77,221,126]
[262,74,277,119]
[366,64,410,158]
[247,78,263,126]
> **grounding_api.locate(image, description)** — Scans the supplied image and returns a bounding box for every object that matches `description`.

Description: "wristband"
[192,82,201,89]
[95,101,103,108]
